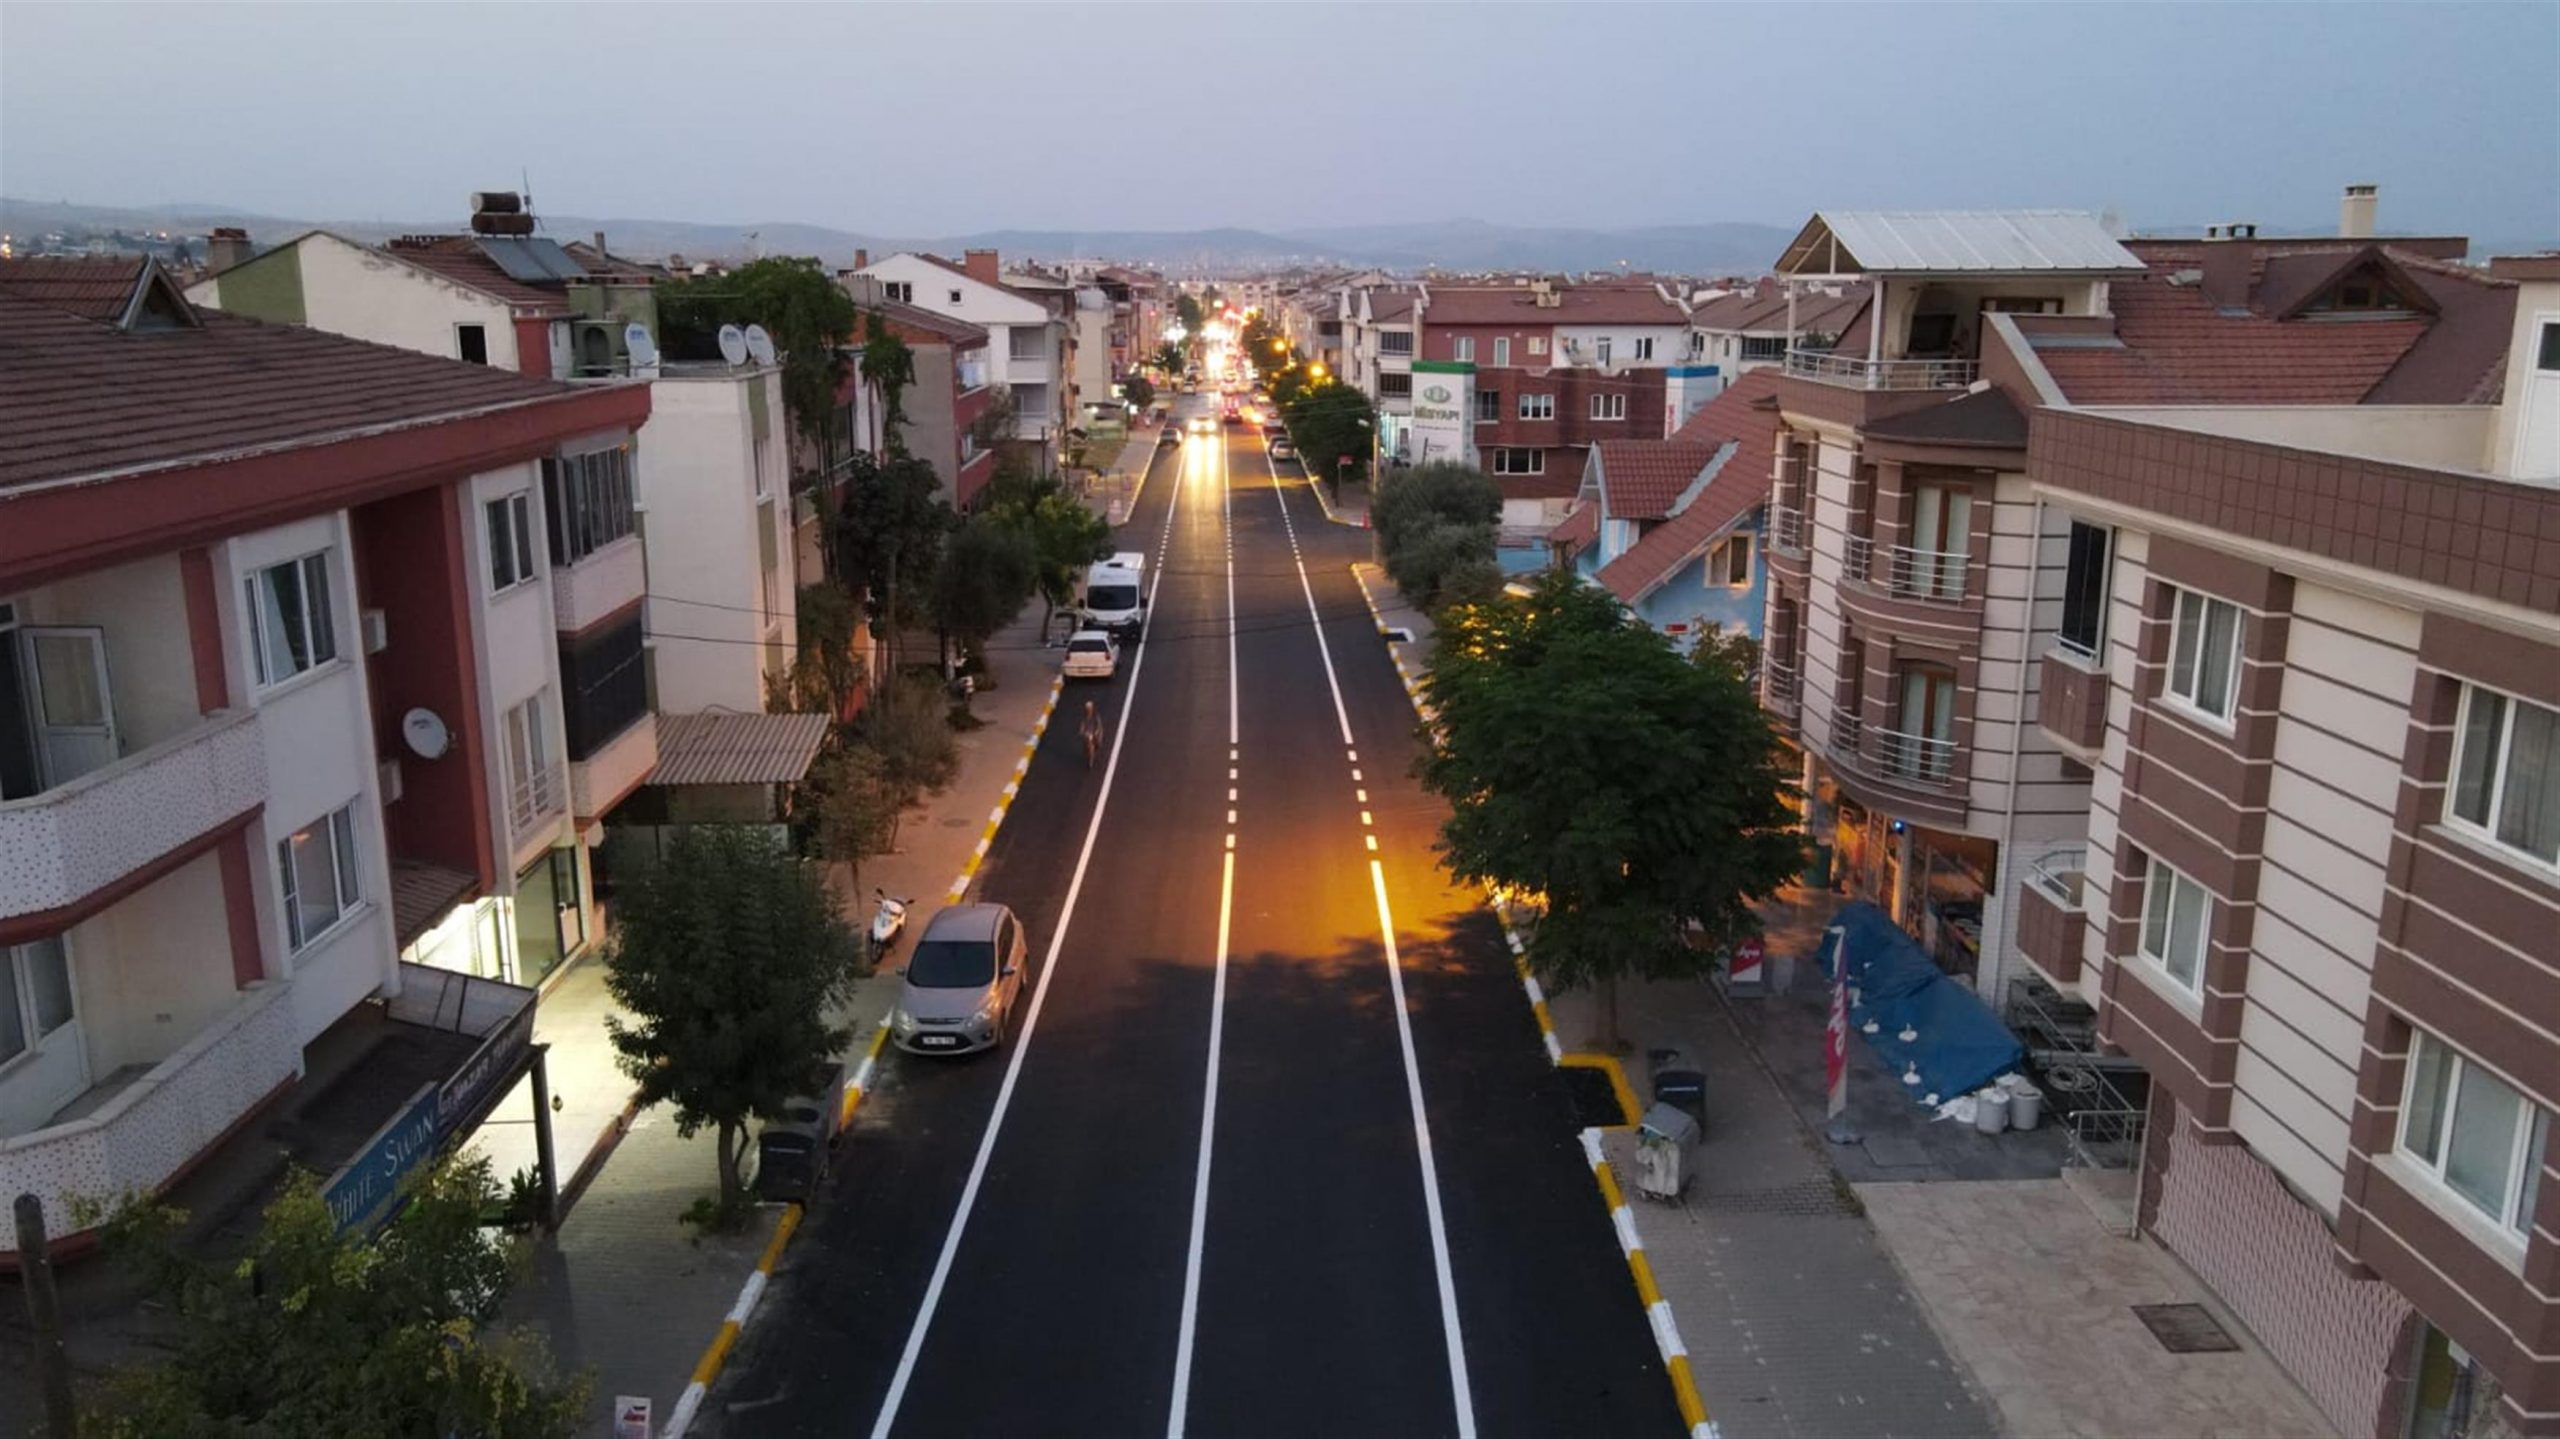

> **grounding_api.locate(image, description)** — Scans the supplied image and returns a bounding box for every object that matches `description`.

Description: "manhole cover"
[1559,1066,1625,1130]
[2132,1303,2240,1353]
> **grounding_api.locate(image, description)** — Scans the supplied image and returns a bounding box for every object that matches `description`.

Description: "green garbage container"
[1804,842,1833,889]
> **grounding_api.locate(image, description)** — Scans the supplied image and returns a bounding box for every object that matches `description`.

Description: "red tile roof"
[385,237,571,312]
[0,276,602,491]
[0,255,151,324]
[1687,287,1866,337]
[1547,500,1599,557]
[1593,439,1720,521]
[863,298,988,348]
[1593,370,1782,604]
[2035,244,2512,406]
[1422,283,1685,328]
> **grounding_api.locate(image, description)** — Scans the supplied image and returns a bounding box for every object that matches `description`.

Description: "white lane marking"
[1267,472,1354,744]
[1167,848,1238,1438]
[868,434,1185,1439]
[1370,858,1479,1438]
[1224,438,1239,749]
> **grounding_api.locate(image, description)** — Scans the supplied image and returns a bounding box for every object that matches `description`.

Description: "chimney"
[2340,183,2378,239]
[964,249,1000,286]
[206,227,255,275]
[854,247,869,271]
[592,231,608,257]
[2199,223,2257,310]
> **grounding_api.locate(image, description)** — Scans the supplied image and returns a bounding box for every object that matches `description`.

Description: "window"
[1687,332,1707,359]
[948,288,963,305]
[1379,331,1412,357]
[1633,336,1655,361]
[544,445,639,566]
[1519,393,1555,421]
[559,614,647,759]
[1010,328,1045,362]
[1528,335,1548,356]
[456,324,489,365]
[1595,337,1614,365]
[2058,522,2111,657]
[1714,533,1753,586]
[0,938,75,1065]
[2137,855,2211,994]
[1475,390,1501,423]
[503,693,558,835]
[245,552,337,688]
[1740,335,1789,363]
[884,281,913,303]
[2539,321,2560,372]
[2400,1030,2549,1237]
[1489,448,1545,475]
[1453,337,1474,362]
[2449,685,2560,867]
[2165,588,2242,723]
[1590,393,1628,421]
[1492,337,1510,367]
[1378,373,1412,399]
[487,492,536,592]
[278,804,361,950]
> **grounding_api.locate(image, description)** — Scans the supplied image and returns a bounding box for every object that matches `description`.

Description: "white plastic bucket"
[1973,1086,2011,1135]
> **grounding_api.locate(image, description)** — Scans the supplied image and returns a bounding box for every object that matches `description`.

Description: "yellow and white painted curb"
[1349,564,1438,728]
[1354,562,1714,1439]
[662,1019,894,1439]
[1580,1128,1718,1439]
[947,673,1066,906]
[1305,471,1369,530]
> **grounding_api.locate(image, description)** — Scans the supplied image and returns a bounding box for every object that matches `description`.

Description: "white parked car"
[1063,629,1118,679]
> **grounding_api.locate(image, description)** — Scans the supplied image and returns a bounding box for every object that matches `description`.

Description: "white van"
[1080,553,1146,639]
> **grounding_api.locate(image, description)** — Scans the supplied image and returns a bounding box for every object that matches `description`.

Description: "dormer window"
[2325,278,2407,312]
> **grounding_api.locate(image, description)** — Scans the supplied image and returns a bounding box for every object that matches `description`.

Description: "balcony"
[1762,660,1800,718]
[1767,504,1806,556]
[2039,645,2110,755]
[0,708,266,923]
[508,759,565,846]
[569,710,657,822]
[553,534,646,634]
[1,980,300,1252]
[2015,847,2088,986]
[1822,703,1968,824]
[1873,726,1958,788]
[1784,349,1978,391]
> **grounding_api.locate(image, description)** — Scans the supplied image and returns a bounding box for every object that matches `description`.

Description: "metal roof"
[1776,211,2146,277]
[650,711,830,786]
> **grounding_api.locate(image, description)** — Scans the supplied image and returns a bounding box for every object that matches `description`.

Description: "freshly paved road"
[710,405,1681,1438]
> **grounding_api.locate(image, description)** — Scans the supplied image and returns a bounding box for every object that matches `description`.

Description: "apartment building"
[1758,195,2560,1437]
[1339,285,1418,456]
[843,284,998,507]
[0,258,647,1253]
[852,250,1071,469]
[1683,284,1865,395]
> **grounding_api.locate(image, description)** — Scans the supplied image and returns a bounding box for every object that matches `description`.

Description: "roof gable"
[0,255,200,331]
[1777,210,2145,277]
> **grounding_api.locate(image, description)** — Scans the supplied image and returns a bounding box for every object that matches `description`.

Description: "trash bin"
[756,1118,828,1202]
[1804,842,1834,890]
[1636,1103,1700,1202]
[2003,1075,2044,1132]
[1973,1085,2011,1135]
[1648,1048,1707,1125]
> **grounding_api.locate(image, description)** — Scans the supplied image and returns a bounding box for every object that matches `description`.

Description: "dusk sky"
[4,2,2554,245]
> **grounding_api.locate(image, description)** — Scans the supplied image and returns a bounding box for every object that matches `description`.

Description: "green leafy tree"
[1151,340,1185,376]
[1390,520,1504,612]
[830,451,956,671]
[804,743,903,871]
[604,828,862,1218]
[987,475,1113,635]
[859,309,918,454]
[934,513,1037,665]
[1175,293,1205,336]
[860,675,961,795]
[88,1160,584,1438]
[1419,572,1801,1047]
[1281,379,1376,492]
[658,257,859,451]
[1120,373,1156,411]
[1374,461,1501,560]
[771,581,868,718]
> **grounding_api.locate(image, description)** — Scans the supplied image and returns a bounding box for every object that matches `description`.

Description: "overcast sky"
[4,2,2554,244]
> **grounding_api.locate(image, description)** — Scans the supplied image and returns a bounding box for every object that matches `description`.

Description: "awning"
[389,859,478,948]
[649,711,830,787]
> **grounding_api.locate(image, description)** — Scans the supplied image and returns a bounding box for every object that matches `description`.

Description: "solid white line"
[1224,438,1238,748]
[1166,848,1237,1439]
[1369,858,1478,1438]
[868,437,1184,1439]
[1268,473,1355,744]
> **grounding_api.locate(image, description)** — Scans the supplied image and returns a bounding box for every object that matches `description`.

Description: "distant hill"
[0,197,1800,275]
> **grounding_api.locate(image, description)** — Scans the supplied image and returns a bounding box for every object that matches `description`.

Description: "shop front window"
[509,848,586,988]
[2408,1324,2507,1439]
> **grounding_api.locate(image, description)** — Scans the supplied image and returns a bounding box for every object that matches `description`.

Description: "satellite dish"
[717,324,749,367]
[624,322,659,371]
[743,323,777,366]
[401,708,452,760]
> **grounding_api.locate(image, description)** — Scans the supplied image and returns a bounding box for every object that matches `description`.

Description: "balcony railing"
[1882,545,1971,602]
[1762,660,1800,716]
[2027,846,2089,907]
[1767,504,1806,555]
[1843,533,1873,584]
[508,760,565,841]
[1830,705,1864,757]
[1874,726,1958,787]
[1784,350,1978,391]
[0,707,266,921]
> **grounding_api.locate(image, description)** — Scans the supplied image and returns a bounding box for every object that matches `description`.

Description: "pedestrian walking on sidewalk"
[1081,701,1105,769]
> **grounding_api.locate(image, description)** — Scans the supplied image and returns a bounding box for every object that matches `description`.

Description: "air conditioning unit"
[377,758,404,805]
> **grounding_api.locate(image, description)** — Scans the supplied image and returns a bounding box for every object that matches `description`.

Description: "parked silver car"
[890,903,1030,1054]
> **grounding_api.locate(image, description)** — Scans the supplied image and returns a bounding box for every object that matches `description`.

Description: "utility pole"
[15,1194,79,1436]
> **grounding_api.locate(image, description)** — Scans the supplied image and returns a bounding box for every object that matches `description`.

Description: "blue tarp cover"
[1822,901,2023,1105]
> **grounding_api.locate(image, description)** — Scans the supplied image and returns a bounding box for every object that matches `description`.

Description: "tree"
[1374,461,1501,561]
[805,743,903,869]
[1151,340,1185,376]
[934,513,1037,664]
[859,309,918,454]
[88,1159,585,1438]
[771,581,868,718]
[860,674,961,795]
[988,476,1113,635]
[830,451,956,671]
[1418,572,1801,1047]
[1174,293,1205,336]
[1390,520,1504,612]
[1120,373,1156,412]
[1281,379,1376,492]
[657,257,859,451]
[604,828,862,1219]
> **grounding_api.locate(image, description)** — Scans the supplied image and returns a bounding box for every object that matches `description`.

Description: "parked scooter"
[869,890,916,962]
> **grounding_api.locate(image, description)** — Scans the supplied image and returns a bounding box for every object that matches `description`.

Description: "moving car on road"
[1268,437,1297,462]
[1187,414,1217,436]
[1078,553,1146,639]
[890,904,1031,1054]
[1062,629,1118,680]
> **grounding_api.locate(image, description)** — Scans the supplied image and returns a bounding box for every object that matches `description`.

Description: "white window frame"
[1492,337,1510,367]
[1634,336,1656,361]
[1519,393,1555,421]
[503,692,559,837]
[0,937,76,1067]
[1713,533,1753,586]
[2137,853,2211,996]
[2446,683,2560,870]
[1688,331,1707,359]
[1591,393,1628,422]
[244,551,338,690]
[1490,448,1546,476]
[487,491,536,593]
[884,281,913,304]
[2398,1030,2549,1239]
[1528,335,1547,356]
[2164,586,2242,726]
[1595,337,1614,365]
[278,803,362,952]
[1453,336,1474,363]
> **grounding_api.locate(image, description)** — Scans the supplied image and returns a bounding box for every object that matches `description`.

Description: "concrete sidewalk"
[502,600,1070,1436]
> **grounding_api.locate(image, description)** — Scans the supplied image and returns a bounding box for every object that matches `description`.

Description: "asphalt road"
[711,404,1680,1438]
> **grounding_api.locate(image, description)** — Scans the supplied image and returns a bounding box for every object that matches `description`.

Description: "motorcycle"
[868,890,915,962]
